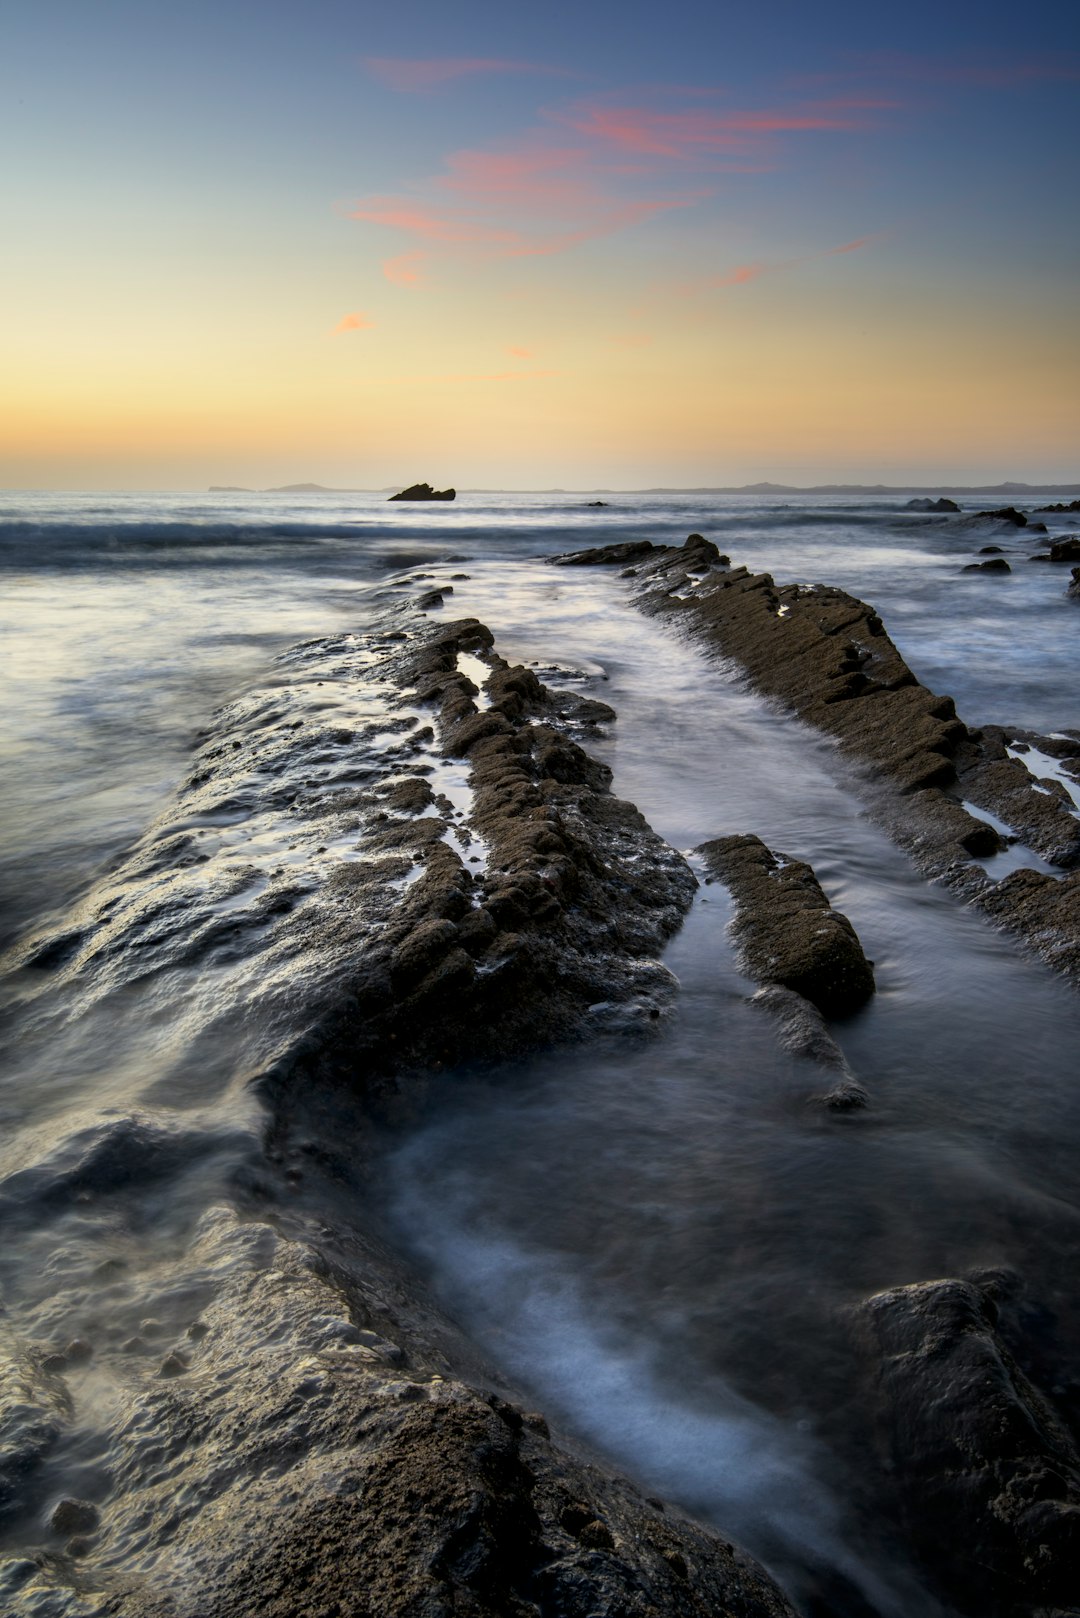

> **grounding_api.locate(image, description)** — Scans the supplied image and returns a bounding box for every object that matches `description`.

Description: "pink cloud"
[440,146,595,210]
[677,231,879,296]
[383,250,428,287]
[825,234,878,256]
[506,345,533,358]
[333,311,374,333]
[712,262,768,286]
[563,99,886,157]
[349,191,689,260]
[364,57,571,92]
[610,332,653,349]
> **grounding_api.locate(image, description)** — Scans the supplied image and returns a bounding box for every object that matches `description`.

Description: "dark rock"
[1069,567,1080,601]
[584,500,608,506]
[571,537,1080,985]
[978,545,1005,554]
[388,482,456,502]
[982,506,1028,525]
[1048,536,1080,562]
[78,1222,797,1618]
[697,834,875,1017]
[748,985,869,1109]
[854,1276,1080,1615]
[905,496,960,511]
[1038,499,1080,513]
[50,1498,99,1535]
[552,539,658,567]
[682,533,721,563]
[963,558,1012,573]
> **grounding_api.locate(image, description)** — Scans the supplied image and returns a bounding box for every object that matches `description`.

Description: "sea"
[2,487,1079,1616]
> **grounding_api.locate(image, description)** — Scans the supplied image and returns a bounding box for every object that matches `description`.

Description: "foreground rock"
[0,1213,788,1618]
[4,612,800,1617]
[854,1275,1080,1618]
[553,537,1080,989]
[388,481,456,501]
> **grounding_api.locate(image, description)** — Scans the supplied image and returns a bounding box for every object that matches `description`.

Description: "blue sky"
[3,0,1077,486]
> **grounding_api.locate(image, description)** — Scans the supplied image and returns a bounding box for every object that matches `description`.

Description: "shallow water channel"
[376,559,1080,1615]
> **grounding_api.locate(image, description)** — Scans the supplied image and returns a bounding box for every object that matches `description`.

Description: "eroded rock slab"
[698,835,875,1019]
[15,614,697,1100]
[553,538,1080,989]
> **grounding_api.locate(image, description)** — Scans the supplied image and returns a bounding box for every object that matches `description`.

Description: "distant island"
[388,482,456,502]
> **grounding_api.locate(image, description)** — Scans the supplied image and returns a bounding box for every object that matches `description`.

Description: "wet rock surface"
[15,613,697,1099]
[854,1275,1080,1618]
[553,538,1080,989]
[2,1214,787,1618]
[696,834,874,1110]
[697,835,875,1019]
[1,610,802,1618]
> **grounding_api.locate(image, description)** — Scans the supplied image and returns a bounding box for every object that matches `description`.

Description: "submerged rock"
[388,482,456,501]
[963,557,1012,573]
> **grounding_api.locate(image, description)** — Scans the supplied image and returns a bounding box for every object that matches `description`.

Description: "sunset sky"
[2,0,1078,489]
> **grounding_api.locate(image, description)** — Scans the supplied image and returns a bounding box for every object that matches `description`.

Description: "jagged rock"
[905,496,960,511]
[982,506,1028,526]
[388,482,456,501]
[697,834,875,1018]
[1037,499,1080,513]
[1049,537,1080,562]
[853,1275,1080,1616]
[554,539,658,567]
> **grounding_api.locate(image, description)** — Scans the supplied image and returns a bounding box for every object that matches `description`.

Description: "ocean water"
[2,488,1079,1615]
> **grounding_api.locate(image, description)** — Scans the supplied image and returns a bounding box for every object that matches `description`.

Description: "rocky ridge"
[554,535,1080,989]
[2,610,798,1618]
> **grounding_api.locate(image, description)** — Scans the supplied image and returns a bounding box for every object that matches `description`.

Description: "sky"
[2,0,1078,489]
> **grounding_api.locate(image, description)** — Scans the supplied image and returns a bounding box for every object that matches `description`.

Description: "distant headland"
[208,480,1080,497]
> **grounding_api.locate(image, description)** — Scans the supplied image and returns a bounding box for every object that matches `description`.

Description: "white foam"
[1007,744,1080,813]
[961,801,1059,878]
[456,653,492,711]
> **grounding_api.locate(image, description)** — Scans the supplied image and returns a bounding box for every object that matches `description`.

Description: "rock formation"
[552,536,1080,989]
[388,482,456,501]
